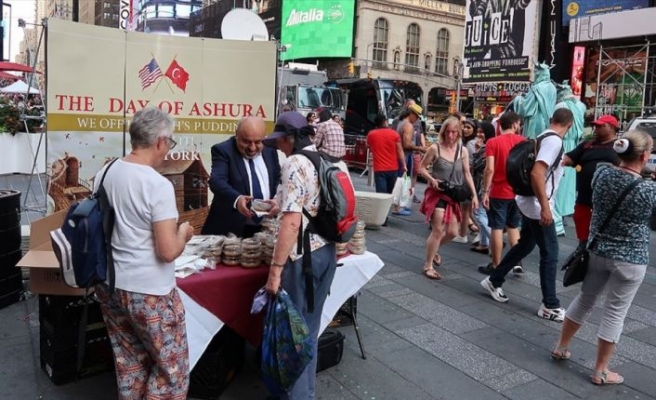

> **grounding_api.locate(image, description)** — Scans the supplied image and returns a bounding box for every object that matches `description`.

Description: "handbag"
[438,145,472,202]
[561,177,643,287]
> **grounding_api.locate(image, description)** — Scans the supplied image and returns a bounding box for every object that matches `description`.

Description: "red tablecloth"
[176,265,268,346]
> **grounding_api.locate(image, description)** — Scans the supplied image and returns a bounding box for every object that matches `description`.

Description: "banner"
[46,19,276,229]
[462,0,539,83]
[563,0,649,25]
[280,0,355,61]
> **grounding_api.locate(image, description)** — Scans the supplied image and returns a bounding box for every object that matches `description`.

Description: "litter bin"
[0,190,23,309]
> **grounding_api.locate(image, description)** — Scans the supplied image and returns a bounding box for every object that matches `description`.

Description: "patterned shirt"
[590,165,656,265]
[314,119,346,159]
[275,145,326,261]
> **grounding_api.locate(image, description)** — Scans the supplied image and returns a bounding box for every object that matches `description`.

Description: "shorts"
[435,199,448,209]
[412,152,422,177]
[487,198,521,230]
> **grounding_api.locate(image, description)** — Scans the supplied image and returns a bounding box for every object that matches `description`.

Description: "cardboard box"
[16,211,86,296]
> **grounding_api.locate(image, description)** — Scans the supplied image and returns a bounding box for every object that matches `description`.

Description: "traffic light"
[348,61,354,75]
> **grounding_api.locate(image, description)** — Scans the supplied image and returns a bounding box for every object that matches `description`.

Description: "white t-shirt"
[515,132,564,220]
[94,159,179,295]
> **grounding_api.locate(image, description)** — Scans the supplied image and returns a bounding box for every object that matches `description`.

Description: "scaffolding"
[592,41,656,126]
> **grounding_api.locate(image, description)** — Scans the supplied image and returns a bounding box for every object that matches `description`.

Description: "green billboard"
[280,0,355,61]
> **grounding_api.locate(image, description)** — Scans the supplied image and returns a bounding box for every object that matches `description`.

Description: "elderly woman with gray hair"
[552,130,656,386]
[94,107,194,399]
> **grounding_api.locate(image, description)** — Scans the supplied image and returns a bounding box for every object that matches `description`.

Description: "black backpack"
[506,132,563,197]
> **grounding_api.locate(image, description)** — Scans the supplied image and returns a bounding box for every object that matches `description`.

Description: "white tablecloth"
[178,251,384,369]
[0,132,46,174]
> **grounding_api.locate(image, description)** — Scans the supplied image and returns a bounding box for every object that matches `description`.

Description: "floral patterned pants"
[95,284,189,400]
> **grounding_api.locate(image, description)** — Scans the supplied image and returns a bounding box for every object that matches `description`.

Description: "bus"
[326,78,423,168]
[326,78,423,135]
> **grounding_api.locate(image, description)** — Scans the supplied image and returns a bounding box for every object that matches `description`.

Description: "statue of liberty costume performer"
[509,63,557,139]
[552,82,586,235]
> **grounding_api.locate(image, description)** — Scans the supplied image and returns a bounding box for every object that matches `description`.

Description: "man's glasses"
[164,136,177,150]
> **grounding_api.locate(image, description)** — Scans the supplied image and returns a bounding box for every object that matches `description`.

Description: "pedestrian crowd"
[367,102,656,388]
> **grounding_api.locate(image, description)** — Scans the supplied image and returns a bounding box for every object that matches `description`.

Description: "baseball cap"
[591,115,619,129]
[408,103,423,116]
[264,111,310,143]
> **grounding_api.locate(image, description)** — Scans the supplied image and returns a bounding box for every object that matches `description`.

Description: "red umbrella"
[0,61,34,73]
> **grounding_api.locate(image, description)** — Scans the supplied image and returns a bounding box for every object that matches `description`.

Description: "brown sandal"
[432,254,442,267]
[423,267,442,280]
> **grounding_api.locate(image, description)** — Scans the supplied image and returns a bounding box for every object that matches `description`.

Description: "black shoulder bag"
[438,145,472,202]
[561,177,643,287]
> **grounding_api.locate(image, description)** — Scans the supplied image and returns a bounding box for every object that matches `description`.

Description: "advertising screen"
[280,0,355,61]
[563,0,649,25]
[570,46,585,100]
[462,0,539,83]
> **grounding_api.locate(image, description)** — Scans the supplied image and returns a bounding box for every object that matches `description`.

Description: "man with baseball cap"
[562,114,620,242]
[264,112,338,400]
[394,101,427,215]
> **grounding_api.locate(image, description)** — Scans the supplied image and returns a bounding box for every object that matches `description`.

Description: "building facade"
[352,0,466,116]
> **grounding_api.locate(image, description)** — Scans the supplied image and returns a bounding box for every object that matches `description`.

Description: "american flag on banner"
[138,58,163,90]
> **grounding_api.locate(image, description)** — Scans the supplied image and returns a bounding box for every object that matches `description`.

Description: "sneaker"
[392,209,412,216]
[452,234,468,244]
[512,263,524,274]
[478,263,495,275]
[413,195,422,203]
[537,304,565,322]
[472,234,480,244]
[480,277,509,303]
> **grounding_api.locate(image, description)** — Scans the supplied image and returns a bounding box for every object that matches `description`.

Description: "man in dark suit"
[202,116,281,237]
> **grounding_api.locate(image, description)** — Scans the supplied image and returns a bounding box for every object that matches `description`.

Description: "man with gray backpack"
[481,108,574,322]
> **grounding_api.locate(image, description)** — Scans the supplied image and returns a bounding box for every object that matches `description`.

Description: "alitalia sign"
[280,1,354,60]
[286,9,324,27]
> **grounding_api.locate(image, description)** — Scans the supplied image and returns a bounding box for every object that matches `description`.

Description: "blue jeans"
[374,170,398,194]
[472,202,490,247]
[398,153,413,177]
[490,214,560,309]
[280,243,337,400]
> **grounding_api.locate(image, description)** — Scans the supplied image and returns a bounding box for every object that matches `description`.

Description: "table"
[176,251,384,369]
[0,132,45,174]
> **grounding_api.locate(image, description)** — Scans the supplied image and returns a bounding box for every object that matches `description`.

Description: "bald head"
[235,116,266,159]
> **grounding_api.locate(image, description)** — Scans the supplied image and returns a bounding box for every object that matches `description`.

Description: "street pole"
[456,78,461,113]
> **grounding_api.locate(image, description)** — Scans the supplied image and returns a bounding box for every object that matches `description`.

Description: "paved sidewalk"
[2,172,656,399]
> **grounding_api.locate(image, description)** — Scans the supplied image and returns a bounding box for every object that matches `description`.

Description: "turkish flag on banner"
[165,60,190,92]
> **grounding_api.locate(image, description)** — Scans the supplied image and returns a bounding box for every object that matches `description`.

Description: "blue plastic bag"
[260,289,313,395]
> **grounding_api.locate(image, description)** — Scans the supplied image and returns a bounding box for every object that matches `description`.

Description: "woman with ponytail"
[552,131,656,386]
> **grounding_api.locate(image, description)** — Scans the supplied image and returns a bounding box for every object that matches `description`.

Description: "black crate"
[0,271,22,296]
[188,327,245,400]
[39,294,105,333]
[0,248,22,278]
[0,288,21,310]
[39,329,114,386]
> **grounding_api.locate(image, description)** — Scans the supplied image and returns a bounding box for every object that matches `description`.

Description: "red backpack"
[296,150,358,243]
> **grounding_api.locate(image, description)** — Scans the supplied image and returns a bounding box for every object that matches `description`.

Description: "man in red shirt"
[479,111,526,274]
[367,114,407,194]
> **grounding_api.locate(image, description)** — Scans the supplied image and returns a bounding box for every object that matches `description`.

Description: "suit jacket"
[202,137,280,236]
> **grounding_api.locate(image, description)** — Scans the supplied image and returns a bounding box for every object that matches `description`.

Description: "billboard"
[462,0,539,83]
[562,0,649,25]
[280,0,355,61]
[582,47,646,115]
[46,19,276,230]
[569,7,656,43]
